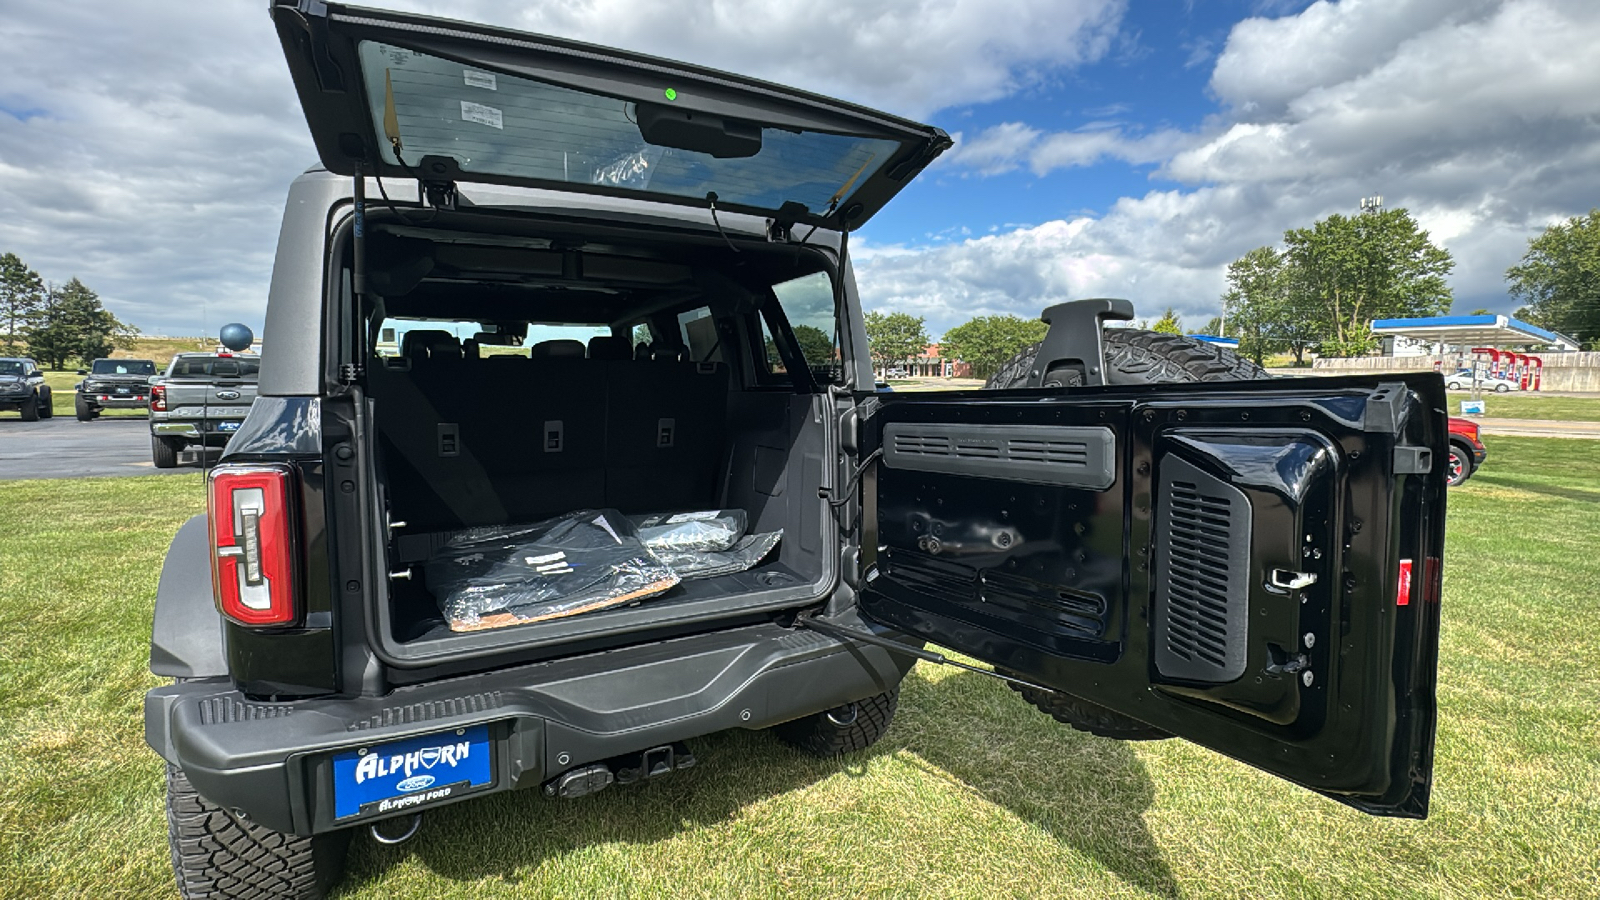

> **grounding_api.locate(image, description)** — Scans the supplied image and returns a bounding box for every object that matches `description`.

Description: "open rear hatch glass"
[271,1,951,230]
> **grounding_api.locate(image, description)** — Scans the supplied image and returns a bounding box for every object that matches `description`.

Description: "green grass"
[3,444,1600,898]
[1445,390,1600,422]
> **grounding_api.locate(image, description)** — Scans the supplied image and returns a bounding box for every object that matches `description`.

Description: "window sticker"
[460,100,503,129]
[463,69,497,90]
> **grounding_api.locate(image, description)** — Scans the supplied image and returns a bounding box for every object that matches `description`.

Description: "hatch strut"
[797,617,1060,694]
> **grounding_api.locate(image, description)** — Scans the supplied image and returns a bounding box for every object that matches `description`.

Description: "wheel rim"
[824,703,859,727]
[1448,450,1465,484]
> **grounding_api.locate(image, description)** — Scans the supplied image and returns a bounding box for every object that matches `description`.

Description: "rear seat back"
[369,337,730,532]
[605,358,728,511]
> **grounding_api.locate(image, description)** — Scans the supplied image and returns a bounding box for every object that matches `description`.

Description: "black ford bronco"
[143,4,1447,897]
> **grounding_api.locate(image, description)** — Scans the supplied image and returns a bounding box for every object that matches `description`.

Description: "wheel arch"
[151,514,228,678]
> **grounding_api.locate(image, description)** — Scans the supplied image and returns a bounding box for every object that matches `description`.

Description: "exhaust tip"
[370,813,423,846]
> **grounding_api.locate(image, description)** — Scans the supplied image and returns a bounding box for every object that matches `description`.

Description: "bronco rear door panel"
[860,375,1446,817]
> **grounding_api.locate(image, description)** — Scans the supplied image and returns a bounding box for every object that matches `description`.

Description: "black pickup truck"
[74,358,158,419]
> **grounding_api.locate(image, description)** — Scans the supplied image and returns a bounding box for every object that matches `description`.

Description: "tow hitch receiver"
[543,742,697,800]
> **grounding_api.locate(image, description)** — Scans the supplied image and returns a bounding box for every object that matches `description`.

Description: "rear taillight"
[208,465,298,626]
[150,384,167,412]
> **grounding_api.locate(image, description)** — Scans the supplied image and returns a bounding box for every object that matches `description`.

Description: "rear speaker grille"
[1154,456,1250,682]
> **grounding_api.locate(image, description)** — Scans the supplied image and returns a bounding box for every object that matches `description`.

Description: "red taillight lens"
[208,465,298,627]
[150,384,167,412]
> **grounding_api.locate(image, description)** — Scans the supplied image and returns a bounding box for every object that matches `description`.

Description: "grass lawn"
[3,441,1599,899]
[1444,390,1600,422]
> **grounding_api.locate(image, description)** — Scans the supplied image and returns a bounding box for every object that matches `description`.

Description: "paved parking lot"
[0,416,217,479]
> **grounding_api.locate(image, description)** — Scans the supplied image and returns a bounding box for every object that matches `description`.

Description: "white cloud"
[946,122,1194,177]
[0,0,1125,336]
[865,0,1600,335]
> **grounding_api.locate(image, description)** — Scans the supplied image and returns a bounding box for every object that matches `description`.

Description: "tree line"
[1219,208,1455,366]
[0,251,139,368]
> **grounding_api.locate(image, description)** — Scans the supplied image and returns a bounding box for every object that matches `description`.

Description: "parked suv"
[0,357,52,421]
[144,6,1448,897]
[74,357,157,419]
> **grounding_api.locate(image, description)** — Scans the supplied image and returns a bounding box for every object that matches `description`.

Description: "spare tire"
[985,328,1269,389]
[984,328,1273,740]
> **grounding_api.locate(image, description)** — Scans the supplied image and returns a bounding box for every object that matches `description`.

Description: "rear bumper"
[146,615,913,836]
[152,421,242,439]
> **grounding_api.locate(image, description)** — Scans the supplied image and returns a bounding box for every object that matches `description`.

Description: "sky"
[2,0,1599,341]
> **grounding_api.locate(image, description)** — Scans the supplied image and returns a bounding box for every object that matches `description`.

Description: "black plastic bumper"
[146,615,912,836]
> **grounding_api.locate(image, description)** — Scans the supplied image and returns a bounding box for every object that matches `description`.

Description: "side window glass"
[677,307,720,362]
[630,322,653,357]
[769,272,840,383]
[758,317,786,374]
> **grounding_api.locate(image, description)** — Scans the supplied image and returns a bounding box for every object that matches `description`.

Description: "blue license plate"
[216,421,241,432]
[330,724,493,820]
[115,387,130,394]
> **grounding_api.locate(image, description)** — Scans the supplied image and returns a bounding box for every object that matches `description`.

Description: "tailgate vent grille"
[882,423,1115,489]
[1154,455,1250,683]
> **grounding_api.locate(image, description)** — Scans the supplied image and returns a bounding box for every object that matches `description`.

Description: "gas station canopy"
[1370,314,1579,351]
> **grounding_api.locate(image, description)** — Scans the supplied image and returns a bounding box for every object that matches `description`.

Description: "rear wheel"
[75,394,94,421]
[153,435,183,469]
[165,763,351,899]
[772,687,899,757]
[1446,443,1474,487]
[984,328,1275,740]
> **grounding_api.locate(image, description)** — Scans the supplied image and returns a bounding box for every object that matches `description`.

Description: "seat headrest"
[634,343,653,361]
[472,331,522,347]
[652,347,686,363]
[587,336,630,360]
[462,338,480,359]
[401,329,461,361]
[529,339,587,358]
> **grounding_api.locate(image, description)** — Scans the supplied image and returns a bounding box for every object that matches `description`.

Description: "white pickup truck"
[147,352,259,467]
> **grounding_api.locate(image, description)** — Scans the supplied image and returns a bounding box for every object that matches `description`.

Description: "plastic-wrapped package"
[425,510,679,632]
[629,510,748,553]
[651,530,782,581]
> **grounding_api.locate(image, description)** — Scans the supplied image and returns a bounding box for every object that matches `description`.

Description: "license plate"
[331,724,493,820]
[115,387,130,394]
[216,421,241,432]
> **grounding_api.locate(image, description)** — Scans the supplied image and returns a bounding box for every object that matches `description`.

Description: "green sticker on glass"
[664,88,678,101]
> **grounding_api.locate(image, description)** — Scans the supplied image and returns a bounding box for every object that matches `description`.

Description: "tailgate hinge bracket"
[1026,298,1136,388]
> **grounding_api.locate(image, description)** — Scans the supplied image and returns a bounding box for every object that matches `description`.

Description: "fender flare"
[150,514,227,678]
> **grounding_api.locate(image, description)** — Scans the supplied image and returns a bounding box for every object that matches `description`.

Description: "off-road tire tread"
[166,764,348,899]
[773,687,899,757]
[19,394,39,421]
[37,387,53,418]
[984,329,1269,389]
[75,394,94,421]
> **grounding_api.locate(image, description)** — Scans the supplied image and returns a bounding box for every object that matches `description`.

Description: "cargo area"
[348,214,845,655]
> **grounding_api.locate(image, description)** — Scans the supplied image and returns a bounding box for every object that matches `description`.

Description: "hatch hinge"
[796,616,1060,694]
[339,363,364,385]
[423,181,458,211]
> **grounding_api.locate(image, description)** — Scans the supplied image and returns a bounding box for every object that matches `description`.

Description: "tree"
[1150,307,1183,335]
[1195,316,1224,337]
[0,252,45,355]
[862,310,928,373]
[938,314,1049,379]
[1506,209,1600,349]
[1221,246,1293,365]
[791,324,835,366]
[1283,209,1453,357]
[24,278,138,369]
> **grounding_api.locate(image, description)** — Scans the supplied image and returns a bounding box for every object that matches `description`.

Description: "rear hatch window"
[169,357,261,379]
